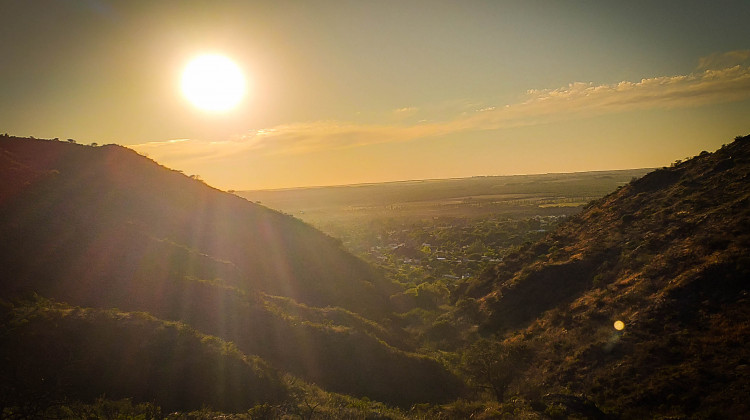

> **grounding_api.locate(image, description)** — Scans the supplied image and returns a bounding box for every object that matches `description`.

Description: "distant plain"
[237,168,653,227]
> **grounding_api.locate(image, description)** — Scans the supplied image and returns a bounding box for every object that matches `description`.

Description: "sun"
[181,54,247,112]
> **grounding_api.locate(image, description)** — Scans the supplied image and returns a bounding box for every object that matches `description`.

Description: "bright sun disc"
[181,54,246,112]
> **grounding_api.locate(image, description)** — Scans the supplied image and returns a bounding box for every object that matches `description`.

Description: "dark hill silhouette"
[0,297,288,413]
[456,134,750,418]
[0,136,463,410]
[0,136,393,316]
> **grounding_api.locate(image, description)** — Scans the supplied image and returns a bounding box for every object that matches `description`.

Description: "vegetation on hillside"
[0,136,462,415]
[0,297,287,414]
[1,134,749,418]
[450,134,750,418]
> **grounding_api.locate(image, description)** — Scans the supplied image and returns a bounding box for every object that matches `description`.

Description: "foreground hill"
[0,136,393,316]
[456,135,750,418]
[0,297,287,413]
[0,136,462,412]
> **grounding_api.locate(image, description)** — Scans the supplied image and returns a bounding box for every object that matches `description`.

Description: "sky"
[1,1,749,190]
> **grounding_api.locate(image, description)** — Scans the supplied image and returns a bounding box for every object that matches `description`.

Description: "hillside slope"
[0,136,463,410]
[0,136,393,316]
[0,297,288,413]
[456,135,750,417]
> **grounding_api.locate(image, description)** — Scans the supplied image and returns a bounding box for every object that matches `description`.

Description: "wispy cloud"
[132,138,258,164]
[132,53,750,163]
[393,106,418,117]
[697,49,750,70]
[519,63,750,115]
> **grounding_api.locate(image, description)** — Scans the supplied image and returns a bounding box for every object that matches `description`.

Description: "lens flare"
[614,320,625,331]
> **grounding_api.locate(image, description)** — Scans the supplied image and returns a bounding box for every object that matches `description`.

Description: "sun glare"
[181,54,247,112]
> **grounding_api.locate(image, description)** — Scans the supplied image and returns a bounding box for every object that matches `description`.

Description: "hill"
[0,297,287,414]
[0,136,393,316]
[0,136,463,413]
[454,135,750,418]
[4,133,749,418]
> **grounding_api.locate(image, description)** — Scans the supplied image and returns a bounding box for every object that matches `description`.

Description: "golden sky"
[1,1,749,190]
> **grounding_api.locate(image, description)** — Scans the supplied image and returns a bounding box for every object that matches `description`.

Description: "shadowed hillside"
[455,134,750,418]
[0,297,288,413]
[0,136,463,411]
[0,136,394,316]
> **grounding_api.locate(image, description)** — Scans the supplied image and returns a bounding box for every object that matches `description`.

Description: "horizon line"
[237,167,656,193]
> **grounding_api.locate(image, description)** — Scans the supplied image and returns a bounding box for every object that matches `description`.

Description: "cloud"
[132,55,750,164]
[393,106,418,115]
[132,119,464,164]
[512,64,750,118]
[132,137,262,164]
[697,50,750,70]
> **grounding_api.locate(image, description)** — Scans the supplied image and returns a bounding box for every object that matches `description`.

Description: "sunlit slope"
[457,135,750,417]
[0,136,462,406]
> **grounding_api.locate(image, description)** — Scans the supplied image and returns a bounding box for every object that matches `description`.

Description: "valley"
[1,134,749,419]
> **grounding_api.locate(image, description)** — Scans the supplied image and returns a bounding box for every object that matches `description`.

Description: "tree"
[461,339,532,401]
